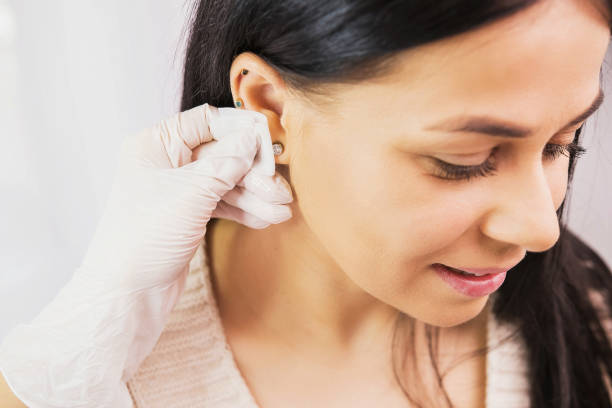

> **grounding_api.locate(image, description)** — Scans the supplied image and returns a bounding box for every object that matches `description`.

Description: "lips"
[433,264,508,297]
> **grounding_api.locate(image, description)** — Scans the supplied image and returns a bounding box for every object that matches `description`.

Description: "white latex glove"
[0,104,293,408]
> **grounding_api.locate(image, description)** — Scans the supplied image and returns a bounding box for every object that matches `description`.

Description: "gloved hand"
[0,104,293,408]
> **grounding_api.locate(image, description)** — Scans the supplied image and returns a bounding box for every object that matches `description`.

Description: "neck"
[205,216,488,361]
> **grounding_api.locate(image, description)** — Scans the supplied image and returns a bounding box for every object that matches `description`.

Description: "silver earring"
[272,142,284,156]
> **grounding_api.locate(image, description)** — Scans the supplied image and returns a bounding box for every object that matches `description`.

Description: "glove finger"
[221,185,292,224]
[237,171,293,204]
[148,104,213,168]
[179,128,260,199]
[212,200,271,229]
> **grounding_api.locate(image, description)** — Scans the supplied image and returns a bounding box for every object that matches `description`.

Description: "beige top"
[125,238,530,407]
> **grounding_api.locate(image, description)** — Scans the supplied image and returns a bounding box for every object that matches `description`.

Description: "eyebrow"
[425,88,605,138]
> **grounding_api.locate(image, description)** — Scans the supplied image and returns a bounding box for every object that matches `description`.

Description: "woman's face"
[277,0,610,327]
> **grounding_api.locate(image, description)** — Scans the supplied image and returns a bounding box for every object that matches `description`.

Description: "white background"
[1,0,611,340]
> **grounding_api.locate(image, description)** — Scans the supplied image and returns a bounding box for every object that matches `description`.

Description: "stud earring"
[272,142,284,156]
[234,69,249,107]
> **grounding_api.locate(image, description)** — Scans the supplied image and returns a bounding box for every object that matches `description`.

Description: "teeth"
[448,266,478,276]
[457,270,477,276]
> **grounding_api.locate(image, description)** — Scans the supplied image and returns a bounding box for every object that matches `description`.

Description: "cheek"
[289,129,385,266]
[545,156,570,210]
[289,129,402,283]
[290,133,478,291]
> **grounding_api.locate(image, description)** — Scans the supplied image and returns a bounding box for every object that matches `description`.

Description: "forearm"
[0,269,186,407]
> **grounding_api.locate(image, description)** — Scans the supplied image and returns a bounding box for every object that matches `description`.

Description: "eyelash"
[432,139,587,182]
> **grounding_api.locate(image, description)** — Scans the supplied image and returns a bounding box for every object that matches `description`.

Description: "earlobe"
[262,109,289,164]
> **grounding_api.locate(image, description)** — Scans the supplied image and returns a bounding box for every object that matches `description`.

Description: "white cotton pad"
[204,104,276,177]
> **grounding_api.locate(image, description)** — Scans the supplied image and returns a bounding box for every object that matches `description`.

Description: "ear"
[229,52,291,165]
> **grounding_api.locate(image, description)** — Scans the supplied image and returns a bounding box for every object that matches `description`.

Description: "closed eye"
[430,126,587,182]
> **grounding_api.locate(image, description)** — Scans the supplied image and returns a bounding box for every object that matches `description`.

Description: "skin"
[205,0,610,406]
[0,374,26,408]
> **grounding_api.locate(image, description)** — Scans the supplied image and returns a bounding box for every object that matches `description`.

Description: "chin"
[416,296,489,328]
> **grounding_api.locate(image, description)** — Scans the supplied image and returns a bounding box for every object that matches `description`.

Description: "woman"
[3,0,612,407]
[130,0,612,406]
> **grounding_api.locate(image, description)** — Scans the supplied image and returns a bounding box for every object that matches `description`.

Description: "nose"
[479,161,562,253]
